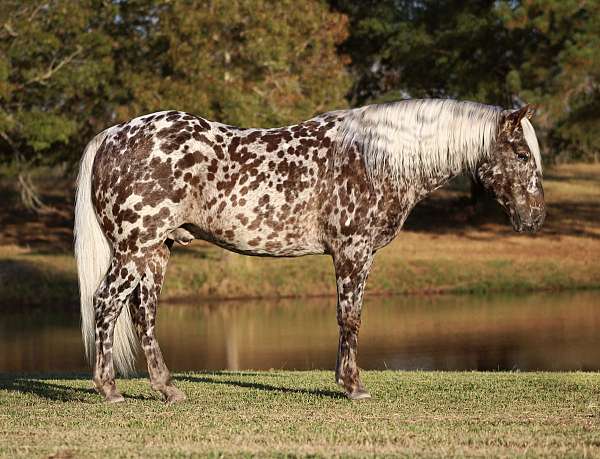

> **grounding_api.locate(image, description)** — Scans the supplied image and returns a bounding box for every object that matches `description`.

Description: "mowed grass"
[1,371,600,457]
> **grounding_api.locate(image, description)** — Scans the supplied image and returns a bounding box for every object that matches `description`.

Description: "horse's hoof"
[165,387,187,404]
[346,389,371,401]
[106,394,125,403]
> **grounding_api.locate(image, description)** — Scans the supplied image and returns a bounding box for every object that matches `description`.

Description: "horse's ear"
[524,104,537,120]
[503,104,536,132]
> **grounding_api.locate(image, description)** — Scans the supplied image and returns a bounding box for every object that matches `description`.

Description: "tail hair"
[74,129,138,376]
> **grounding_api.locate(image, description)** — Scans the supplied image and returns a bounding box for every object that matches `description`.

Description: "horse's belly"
[181,221,325,257]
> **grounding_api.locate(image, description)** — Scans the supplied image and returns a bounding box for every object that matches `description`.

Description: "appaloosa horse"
[74,99,545,403]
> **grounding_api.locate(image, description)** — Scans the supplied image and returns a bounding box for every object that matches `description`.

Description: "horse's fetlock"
[92,377,105,395]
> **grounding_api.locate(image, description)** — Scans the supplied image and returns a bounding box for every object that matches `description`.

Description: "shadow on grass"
[177,373,344,399]
[0,259,78,309]
[0,204,74,254]
[0,372,344,401]
[0,375,152,402]
[405,188,600,240]
[0,375,95,402]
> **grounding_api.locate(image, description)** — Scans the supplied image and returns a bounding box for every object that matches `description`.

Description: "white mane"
[521,117,543,175]
[336,99,505,181]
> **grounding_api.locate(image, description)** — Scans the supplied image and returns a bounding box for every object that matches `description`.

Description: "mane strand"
[521,117,543,175]
[336,99,504,181]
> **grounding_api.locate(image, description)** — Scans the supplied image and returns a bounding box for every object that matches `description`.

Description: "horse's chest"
[368,183,415,249]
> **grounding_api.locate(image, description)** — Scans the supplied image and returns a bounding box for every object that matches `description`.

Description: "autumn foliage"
[1,0,598,169]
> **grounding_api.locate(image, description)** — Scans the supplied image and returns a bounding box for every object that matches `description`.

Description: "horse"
[74,99,545,403]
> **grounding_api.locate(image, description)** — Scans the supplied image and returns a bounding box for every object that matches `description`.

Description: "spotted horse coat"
[74,99,545,402]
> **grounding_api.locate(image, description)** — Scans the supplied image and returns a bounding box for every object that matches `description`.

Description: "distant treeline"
[1,0,598,172]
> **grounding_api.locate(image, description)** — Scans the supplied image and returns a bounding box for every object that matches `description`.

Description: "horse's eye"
[516,151,529,162]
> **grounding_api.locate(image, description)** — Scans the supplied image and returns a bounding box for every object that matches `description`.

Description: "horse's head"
[476,105,545,233]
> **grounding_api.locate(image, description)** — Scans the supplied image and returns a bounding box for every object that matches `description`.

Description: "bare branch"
[27,3,47,23]
[2,3,50,38]
[17,45,83,89]
[18,171,53,214]
[3,22,18,37]
[0,131,22,161]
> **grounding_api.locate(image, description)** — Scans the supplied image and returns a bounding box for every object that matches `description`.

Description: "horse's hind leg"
[93,257,139,402]
[129,242,185,403]
[332,241,374,400]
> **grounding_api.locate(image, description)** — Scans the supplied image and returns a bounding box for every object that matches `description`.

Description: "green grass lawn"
[2,371,600,457]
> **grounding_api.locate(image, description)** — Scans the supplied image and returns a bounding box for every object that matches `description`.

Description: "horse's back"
[90,110,342,256]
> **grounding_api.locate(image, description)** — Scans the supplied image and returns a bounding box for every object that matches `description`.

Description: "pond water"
[2,291,600,374]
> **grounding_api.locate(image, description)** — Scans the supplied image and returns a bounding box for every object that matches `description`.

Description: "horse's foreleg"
[129,243,185,404]
[93,258,138,402]
[332,242,374,400]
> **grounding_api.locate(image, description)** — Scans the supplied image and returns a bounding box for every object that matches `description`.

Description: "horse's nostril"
[537,212,546,225]
[522,216,544,233]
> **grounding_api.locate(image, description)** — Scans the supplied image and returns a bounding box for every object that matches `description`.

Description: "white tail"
[74,129,138,376]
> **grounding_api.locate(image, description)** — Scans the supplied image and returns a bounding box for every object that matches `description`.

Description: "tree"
[119,0,350,128]
[0,1,120,210]
[0,1,117,166]
[332,0,600,162]
[331,0,515,106]
[0,0,351,170]
[498,0,600,162]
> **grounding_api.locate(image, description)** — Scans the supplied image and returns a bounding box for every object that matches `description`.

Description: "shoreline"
[2,242,599,310]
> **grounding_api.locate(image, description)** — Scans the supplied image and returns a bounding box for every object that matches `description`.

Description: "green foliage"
[1,0,597,167]
[16,110,77,152]
[333,0,514,105]
[333,0,600,162]
[120,0,351,127]
[0,1,118,165]
[0,0,350,167]
[498,0,600,162]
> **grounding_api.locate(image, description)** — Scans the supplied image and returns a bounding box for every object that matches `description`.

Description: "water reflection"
[2,291,600,373]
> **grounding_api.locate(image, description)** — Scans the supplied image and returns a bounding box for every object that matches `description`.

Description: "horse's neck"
[410,169,462,201]
[373,153,463,210]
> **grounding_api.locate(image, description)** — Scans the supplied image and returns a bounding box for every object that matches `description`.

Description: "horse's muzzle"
[512,208,546,233]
